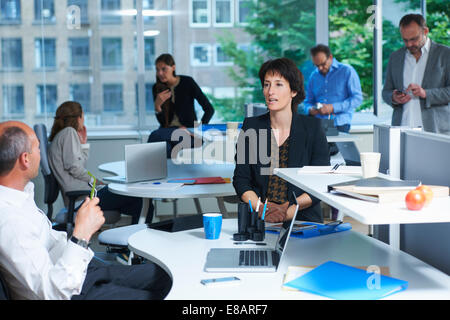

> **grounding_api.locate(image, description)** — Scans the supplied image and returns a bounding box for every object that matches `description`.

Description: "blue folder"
[266,222,352,238]
[284,261,408,300]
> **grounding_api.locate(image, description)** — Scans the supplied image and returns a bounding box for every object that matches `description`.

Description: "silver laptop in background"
[204,205,299,272]
[103,142,167,183]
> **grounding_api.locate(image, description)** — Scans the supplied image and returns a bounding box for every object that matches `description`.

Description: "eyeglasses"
[314,56,330,69]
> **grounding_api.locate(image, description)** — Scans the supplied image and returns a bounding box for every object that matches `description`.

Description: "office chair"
[33,124,121,235]
[0,270,11,300]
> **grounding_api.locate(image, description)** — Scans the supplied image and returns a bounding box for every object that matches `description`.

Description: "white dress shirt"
[401,37,431,128]
[0,182,93,300]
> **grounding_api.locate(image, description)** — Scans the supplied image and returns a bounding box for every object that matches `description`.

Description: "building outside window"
[134,0,154,24]
[70,84,91,113]
[0,0,21,24]
[213,0,233,27]
[237,0,252,25]
[1,38,22,70]
[35,38,56,69]
[102,38,122,68]
[190,0,210,27]
[34,0,56,23]
[69,37,90,69]
[214,44,233,66]
[136,83,155,112]
[36,84,57,115]
[2,85,24,115]
[191,44,211,66]
[68,0,89,24]
[101,0,122,24]
[103,84,123,112]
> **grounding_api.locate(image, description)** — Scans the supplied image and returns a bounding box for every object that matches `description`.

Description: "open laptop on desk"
[103,142,167,183]
[204,204,299,272]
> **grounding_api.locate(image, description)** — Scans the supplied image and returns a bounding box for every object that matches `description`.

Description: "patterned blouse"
[266,132,290,204]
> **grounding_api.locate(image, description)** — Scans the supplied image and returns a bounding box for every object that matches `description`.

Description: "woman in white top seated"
[48,101,153,224]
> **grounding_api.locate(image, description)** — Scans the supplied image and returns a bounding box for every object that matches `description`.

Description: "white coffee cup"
[360,152,381,178]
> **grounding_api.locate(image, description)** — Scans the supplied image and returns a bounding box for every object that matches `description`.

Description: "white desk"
[274,168,450,248]
[99,161,236,221]
[128,219,450,300]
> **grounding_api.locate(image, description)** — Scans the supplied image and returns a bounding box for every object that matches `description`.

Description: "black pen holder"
[233,202,250,241]
[251,219,265,241]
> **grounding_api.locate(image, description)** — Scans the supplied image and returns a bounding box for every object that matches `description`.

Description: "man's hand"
[72,197,105,243]
[77,125,87,144]
[392,90,412,105]
[319,104,333,115]
[407,83,427,99]
[154,89,172,113]
[259,202,289,223]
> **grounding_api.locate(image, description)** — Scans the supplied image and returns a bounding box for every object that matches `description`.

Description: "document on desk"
[283,261,407,300]
[297,166,362,175]
[126,181,184,191]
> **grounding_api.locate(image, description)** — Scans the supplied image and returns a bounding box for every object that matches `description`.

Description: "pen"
[255,197,261,213]
[261,199,268,220]
[234,242,267,246]
[248,199,253,213]
[292,191,298,205]
[331,163,340,172]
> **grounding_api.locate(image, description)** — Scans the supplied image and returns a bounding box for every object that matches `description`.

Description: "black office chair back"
[34,124,60,220]
[0,270,11,300]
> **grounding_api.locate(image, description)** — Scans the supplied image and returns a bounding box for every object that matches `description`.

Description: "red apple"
[405,189,426,211]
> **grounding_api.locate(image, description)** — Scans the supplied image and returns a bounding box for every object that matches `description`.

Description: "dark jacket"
[153,75,215,128]
[233,112,330,222]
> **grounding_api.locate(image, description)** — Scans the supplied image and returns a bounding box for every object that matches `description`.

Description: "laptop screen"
[274,205,299,257]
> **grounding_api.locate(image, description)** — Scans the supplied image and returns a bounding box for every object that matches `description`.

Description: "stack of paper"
[126,182,184,191]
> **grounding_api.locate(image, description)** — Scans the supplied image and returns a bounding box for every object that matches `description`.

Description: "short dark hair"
[399,14,427,29]
[258,57,305,112]
[310,44,331,58]
[0,126,31,176]
[155,53,177,81]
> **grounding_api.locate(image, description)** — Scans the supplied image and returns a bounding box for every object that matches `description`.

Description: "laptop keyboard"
[239,250,269,266]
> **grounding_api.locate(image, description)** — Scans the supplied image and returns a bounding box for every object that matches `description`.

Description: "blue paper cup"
[203,213,222,240]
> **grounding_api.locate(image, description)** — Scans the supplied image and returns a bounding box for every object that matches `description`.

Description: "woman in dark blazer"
[233,58,330,223]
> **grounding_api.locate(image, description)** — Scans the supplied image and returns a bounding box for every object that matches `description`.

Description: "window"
[0,0,21,24]
[35,38,56,69]
[70,84,91,113]
[34,0,55,23]
[134,0,154,24]
[214,44,233,66]
[136,83,155,112]
[102,38,122,68]
[190,0,210,27]
[101,0,121,24]
[2,85,24,115]
[68,0,89,24]
[213,0,233,27]
[191,44,211,66]
[103,84,123,112]
[69,38,90,69]
[1,38,22,70]
[134,37,155,69]
[237,0,252,25]
[36,85,57,114]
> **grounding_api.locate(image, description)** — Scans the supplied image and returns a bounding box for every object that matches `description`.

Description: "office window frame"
[2,84,24,115]
[1,38,23,71]
[68,0,89,24]
[236,0,252,26]
[70,83,91,113]
[0,0,21,24]
[190,0,211,28]
[34,38,56,69]
[213,0,234,27]
[36,84,58,115]
[190,43,212,66]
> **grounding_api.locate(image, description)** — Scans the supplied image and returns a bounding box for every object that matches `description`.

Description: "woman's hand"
[77,125,87,144]
[258,201,289,223]
[155,89,172,113]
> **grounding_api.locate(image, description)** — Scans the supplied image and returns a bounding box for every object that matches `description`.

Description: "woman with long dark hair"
[48,101,153,225]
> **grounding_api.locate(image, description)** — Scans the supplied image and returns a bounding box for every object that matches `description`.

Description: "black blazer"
[233,112,330,222]
[153,75,215,128]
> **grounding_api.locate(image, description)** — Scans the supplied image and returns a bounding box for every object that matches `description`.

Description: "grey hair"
[0,126,31,176]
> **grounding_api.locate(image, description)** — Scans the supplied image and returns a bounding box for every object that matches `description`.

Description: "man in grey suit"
[382,14,450,135]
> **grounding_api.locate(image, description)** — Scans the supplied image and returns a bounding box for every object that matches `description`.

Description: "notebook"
[103,142,167,184]
[204,205,299,273]
[283,261,408,300]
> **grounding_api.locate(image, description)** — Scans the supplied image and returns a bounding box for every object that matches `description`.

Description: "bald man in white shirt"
[0,121,171,300]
